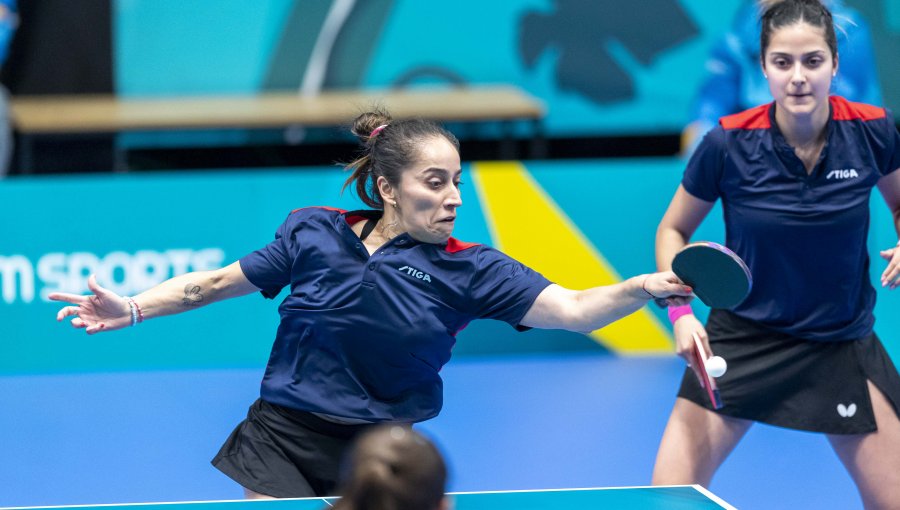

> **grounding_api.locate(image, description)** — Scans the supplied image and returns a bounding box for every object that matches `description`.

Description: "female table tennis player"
[652,1,900,508]
[50,108,691,499]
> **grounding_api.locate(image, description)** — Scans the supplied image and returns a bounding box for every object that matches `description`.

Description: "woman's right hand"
[672,313,712,384]
[642,271,693,301]
[49,274,132,334]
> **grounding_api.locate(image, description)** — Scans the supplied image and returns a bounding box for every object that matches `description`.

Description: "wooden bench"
[10,85,546,172]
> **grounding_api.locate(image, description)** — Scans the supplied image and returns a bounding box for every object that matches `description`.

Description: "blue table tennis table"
[1,486,736,510]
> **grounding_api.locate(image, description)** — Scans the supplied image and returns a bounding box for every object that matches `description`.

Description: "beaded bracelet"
[133,298,144,323]
[667,304,693,324]
[124,297,144,327]
[124,298,137,326]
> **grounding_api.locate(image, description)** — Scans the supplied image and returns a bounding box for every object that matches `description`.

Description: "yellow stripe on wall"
[471,161,673,354]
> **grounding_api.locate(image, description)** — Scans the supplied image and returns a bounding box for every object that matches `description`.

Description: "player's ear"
[376,176,395,204]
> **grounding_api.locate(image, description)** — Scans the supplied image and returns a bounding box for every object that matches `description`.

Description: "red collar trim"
[445,237,480,253]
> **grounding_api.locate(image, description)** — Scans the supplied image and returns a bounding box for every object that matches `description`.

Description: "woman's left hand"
[880,244,900,289]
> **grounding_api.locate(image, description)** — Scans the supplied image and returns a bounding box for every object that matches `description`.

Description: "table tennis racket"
[691,332,723,410]
[672,241,752,309]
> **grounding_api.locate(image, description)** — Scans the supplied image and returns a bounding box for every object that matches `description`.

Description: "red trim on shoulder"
[720,103,771,130]
[444,237,480,253]
[344,214,368,226]
[830,96,886,122]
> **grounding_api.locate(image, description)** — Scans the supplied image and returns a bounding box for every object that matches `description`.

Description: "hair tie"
[370,124,388,138]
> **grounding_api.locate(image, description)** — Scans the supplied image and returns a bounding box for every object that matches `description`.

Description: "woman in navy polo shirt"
[50,109,691,498]
[652,1,900,507]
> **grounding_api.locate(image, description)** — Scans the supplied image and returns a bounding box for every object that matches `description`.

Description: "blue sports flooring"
[0,353,862,509]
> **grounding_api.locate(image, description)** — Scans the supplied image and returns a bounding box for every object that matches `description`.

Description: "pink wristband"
[667,304,693,324]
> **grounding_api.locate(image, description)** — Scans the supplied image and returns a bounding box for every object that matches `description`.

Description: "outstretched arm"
[50,261,259,334]
[519,271,691,333]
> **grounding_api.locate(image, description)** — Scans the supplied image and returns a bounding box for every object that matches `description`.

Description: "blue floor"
[0,353,861,509]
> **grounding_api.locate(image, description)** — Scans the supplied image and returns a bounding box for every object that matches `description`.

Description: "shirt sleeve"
[681,126,727,201]
[467,247,552,330]
[239,212,298,299]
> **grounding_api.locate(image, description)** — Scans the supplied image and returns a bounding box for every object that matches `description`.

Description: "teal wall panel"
[111,0,736,135]
[115,0,295,96]
[112,0,898,138]
[889,0,900,32]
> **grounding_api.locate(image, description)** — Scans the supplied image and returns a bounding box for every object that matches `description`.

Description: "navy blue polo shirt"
[683,96,900,341]
[239,207,552,422]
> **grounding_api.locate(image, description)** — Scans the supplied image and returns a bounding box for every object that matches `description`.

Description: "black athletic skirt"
[678,309,900,434]
[211,399,377,498]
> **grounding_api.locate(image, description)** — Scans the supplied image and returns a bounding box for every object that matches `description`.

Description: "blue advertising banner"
[3,159,899,374]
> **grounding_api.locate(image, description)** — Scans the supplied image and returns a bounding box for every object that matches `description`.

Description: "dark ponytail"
[343,108,393,209]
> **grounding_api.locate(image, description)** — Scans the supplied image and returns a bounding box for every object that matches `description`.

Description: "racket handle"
[691,332,707,359]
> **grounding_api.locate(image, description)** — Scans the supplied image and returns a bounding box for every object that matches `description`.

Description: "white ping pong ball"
[706,356,727,378]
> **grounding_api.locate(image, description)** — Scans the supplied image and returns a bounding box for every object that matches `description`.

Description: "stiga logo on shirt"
[826,168,859,180]
[398,265,432,283]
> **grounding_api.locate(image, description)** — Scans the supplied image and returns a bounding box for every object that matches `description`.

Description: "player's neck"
[358,215,403,254]
[775,104,829,150]
[777,107,828,174]
[376,218,402,240]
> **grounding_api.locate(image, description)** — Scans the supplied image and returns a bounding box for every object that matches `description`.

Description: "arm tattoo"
[182,283,204,307]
